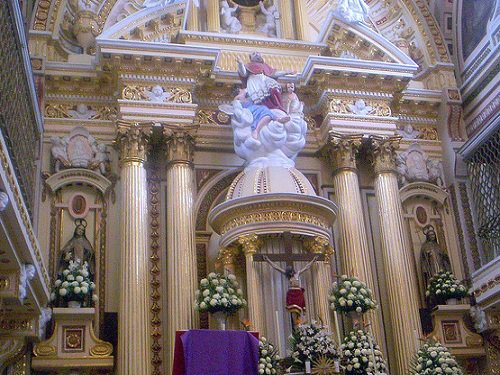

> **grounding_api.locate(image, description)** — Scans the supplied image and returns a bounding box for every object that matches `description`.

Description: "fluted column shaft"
[116,124,151,375]
[238,234,264,334]
[187,0,199,31]
[293,0,309,40]
[165,130,198,372]
[304,237,333,332]
[328,133,384,346]
[278,0,294,39]
[207,0,220,32]
[372,136,422,375]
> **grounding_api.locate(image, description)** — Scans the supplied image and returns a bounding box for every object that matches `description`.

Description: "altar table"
[172,330,259,375]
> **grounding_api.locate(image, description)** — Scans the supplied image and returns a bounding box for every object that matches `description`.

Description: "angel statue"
[263,255,319,329]
[220,1,242,34]
[58,219,95,279]
[331,0,370,24]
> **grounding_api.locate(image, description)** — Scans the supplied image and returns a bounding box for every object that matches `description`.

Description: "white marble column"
[116,123,152,375]
[165,130,198,372]
[371,136,422,375]
[327,133,384,346]
[238,234,265,334]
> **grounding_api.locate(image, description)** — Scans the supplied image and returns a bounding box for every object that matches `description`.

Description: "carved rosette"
[371,136,401,174]
[164,129,195,165]
[116,123,151,164]
[326,132,363,172]
[237,234,262,256]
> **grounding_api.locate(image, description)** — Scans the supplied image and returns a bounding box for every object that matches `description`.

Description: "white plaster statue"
[348,99,372,115]
[258,1,279,37]
[67,104,97,119]
[397,124,420,139]
[50,136,69,172]
[396,144,443,186]
[0,191,9,212]
[282,82,300,114]
[50,127,110,175]
[38,307,52,339]
[141,0,180,8]
[220,1,242,34]
[470,306,488,333]
[19,264,36,302]
[331,0,370,24]
[144,85,171,102]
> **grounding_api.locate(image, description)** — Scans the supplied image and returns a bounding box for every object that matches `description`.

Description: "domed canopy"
[226,166,316,200]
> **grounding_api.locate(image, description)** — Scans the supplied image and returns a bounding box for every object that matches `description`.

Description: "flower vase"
[212,311,227,330]
[446,298,458,305]
[68,300,82,308]
[347,310,363,326]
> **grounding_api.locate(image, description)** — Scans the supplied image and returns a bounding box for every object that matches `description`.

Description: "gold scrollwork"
[0,277,10,289]
[122,85,147,101]
[33,343,57,357]
[89,342,113,357]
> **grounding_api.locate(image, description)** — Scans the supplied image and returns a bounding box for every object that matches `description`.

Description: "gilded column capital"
[326,132,363,173]
[164,128,195,165]
[238,234,262,256]
[216,246,239,266]
[371,136,401,175]
[116,121,152,164]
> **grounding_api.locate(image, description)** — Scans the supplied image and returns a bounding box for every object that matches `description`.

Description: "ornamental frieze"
[121,85,192,103]
[325,97,392,117]
[45,103,117,120]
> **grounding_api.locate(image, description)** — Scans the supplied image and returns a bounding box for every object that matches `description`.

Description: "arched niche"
[400,181,465,303]
[43,168,114,335]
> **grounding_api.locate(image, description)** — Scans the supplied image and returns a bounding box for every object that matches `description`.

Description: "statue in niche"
[331,0,370,24]
[258,1,278,37]
[220,1,242,34]
[263,255,319,329]
[219,52,306,169]
[420,225,451,289]
[58,219,95,279]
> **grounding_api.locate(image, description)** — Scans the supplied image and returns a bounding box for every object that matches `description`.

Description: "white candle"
[305,360,311,374]
[275,310,283,355]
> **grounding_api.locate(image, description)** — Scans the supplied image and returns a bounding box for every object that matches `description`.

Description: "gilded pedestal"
[372,136,422,375]
[116,123,151,375]
[165,130,198,371]
[327,133,384,346]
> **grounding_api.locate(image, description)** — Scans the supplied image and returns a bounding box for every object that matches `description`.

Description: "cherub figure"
[348,99,373,116]
[281,82,300,114]
[50,136,69,172]
[68,104,97,120]
[144,85,171,102]
[220,1,241,34]
[92,143,109,175]
[258,1,279,37]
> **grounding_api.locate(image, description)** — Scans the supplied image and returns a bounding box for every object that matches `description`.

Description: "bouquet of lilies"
[259,337,280,375]
[289,321,339,367]
[409,339,463,375]
[426,271,468,303]
[194,272,246,314]
[329,275,376,314]
[341,329,387,375]
[51,259,97,307]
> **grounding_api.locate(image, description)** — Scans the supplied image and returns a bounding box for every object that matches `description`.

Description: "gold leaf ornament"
[311,356,339,375]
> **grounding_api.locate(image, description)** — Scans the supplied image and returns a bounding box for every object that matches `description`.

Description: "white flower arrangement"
[426,271,468,303]
[289,321,338,368]
[409,339,463,375]
[329,275,376,314]
[194,272,246,315]
[51,259,97,306]
[258,337,279,375]
[340,329,387,375]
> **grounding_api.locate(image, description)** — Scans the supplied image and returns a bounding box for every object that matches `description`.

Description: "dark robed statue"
[58,219,95,278]
[420,225,451,288]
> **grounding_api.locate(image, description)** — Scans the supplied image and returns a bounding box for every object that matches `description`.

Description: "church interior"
[0,0,498,374]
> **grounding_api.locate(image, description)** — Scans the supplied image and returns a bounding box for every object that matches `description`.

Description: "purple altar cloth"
[181,329,259,375]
